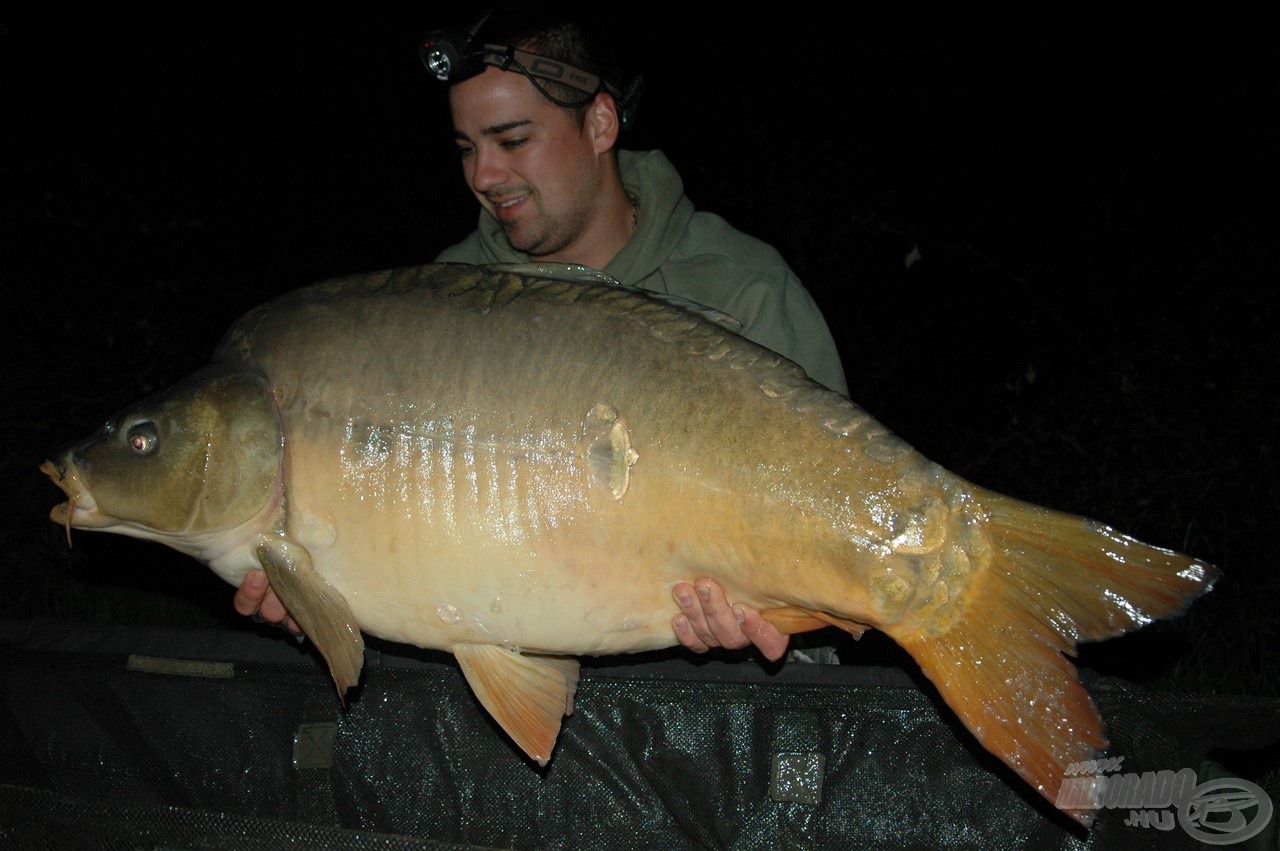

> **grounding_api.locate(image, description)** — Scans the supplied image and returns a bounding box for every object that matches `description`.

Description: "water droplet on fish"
[437,603,461,624]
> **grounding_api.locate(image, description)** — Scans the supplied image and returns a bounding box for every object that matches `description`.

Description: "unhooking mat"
[0,618,1276,850]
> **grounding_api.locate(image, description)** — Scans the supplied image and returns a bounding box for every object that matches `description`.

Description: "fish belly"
[279,393,879,656]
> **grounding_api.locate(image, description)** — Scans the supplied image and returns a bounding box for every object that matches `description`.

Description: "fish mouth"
[40,459,113,542]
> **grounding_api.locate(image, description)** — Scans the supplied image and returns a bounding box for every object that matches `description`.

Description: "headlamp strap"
[478,44,615,101]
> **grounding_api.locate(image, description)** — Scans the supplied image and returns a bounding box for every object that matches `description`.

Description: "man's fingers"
[233,569,268,616]
[672,583,713,647]
[733,604,789,662]
[672,613,711,653]
[672,578,788,657]
[258,588,288,624]
[234,570,302,635]
[693,579,750,650]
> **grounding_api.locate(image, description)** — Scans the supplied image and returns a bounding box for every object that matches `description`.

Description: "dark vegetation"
[2,7,1276,708]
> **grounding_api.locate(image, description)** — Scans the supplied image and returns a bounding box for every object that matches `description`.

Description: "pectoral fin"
[256,536,364,700]
[582,403,637,501]
[452,644,581,766]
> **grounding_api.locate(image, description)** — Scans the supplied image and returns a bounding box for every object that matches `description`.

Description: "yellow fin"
[889,486,1217,827]
[453,644,581,765]
[896,604,1108,827]
[256,536,365,700]
[761,607,871,638]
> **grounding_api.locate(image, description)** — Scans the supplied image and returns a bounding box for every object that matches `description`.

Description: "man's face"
[450,66,606,260]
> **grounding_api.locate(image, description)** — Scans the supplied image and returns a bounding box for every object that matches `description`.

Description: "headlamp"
[419,25,644,130]
[421,31,612,98]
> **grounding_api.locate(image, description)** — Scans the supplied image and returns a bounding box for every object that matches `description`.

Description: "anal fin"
[453,644,581,765]
[762,606,872,638]
[256,536,365,700]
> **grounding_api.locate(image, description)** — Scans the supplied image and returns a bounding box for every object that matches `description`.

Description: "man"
[236,4,848,662]
[433,21,848,395]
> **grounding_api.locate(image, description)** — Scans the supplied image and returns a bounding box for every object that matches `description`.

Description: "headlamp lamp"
[419,24,643,130]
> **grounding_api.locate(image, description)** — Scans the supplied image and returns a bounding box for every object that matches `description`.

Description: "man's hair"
[468,1,623,126]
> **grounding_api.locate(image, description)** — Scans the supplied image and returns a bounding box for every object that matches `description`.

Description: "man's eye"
[500,137,527,150]
[455,146,475,159]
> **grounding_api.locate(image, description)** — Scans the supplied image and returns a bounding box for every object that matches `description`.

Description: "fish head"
[41,367,283,556]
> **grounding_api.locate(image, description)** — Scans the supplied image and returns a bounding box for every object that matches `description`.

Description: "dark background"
[2,7,1276,697]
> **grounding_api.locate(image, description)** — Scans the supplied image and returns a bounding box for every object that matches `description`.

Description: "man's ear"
[586,92,620,154]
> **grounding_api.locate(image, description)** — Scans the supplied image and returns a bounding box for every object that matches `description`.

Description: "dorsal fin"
[484,263,742,328]
[485,262,616,286]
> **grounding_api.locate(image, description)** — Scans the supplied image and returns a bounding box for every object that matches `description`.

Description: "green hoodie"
[436,149,848,395]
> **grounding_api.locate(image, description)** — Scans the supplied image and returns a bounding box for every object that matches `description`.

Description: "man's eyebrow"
[453,119,533,142]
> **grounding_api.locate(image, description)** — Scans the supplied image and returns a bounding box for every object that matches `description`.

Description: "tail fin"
[890,486,1218,826]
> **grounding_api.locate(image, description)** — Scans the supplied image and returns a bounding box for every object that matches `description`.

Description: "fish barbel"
[41,263,1217,825]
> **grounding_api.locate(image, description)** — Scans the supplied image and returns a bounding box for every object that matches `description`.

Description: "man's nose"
[468,148,506,192]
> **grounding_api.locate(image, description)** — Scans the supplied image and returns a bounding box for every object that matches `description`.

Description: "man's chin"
[502,227,552,258]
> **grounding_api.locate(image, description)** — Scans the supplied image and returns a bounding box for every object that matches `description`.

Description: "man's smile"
[488,192,532,222]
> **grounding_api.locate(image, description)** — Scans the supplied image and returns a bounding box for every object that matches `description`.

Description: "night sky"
[3,7,1276,694]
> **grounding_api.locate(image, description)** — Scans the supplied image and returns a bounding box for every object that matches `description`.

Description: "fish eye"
[126,421,158,455]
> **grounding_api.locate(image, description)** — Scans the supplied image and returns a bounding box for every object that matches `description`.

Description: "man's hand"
[671,577,789,661]
[234,568,301,635]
